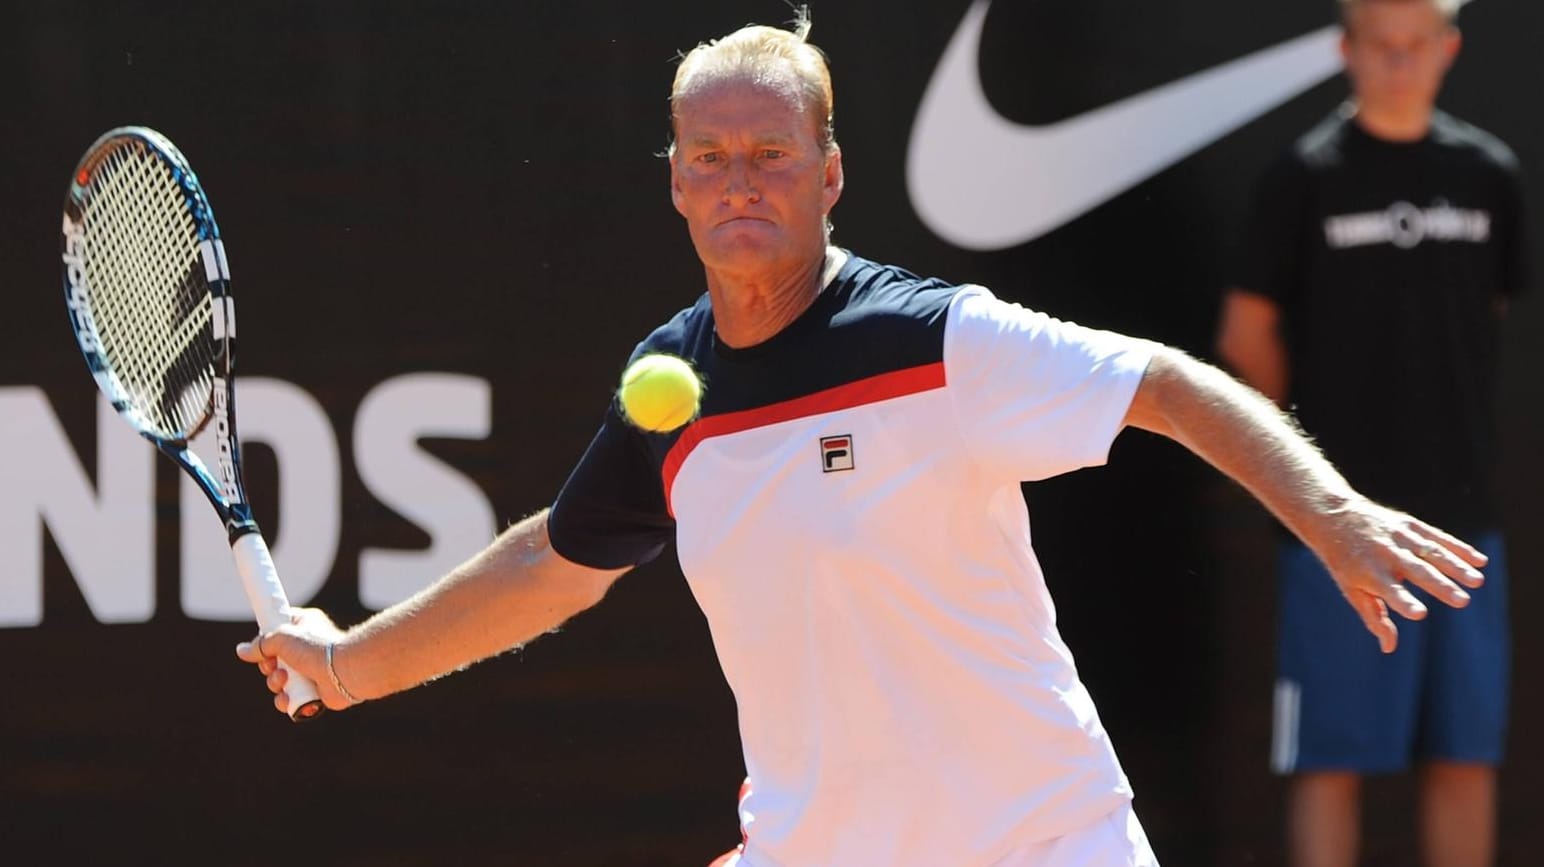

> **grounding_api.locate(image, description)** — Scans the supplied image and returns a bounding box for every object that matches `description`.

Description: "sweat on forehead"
[669,21,836,152]
[673,64,808,113]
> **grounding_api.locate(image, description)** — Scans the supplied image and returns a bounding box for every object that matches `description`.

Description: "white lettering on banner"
[1323,201,1492,250]
[182,378,342,620]
[355,374,496,610]
[0,390,154,626]
[0,374,495,627]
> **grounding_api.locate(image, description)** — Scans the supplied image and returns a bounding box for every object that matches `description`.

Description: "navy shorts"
[1271,531,1510,773]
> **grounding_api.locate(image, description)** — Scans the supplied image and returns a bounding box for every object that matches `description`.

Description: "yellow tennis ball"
[618,354,703,432]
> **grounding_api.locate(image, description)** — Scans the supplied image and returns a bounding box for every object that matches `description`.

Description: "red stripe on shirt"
[661,361,947,516]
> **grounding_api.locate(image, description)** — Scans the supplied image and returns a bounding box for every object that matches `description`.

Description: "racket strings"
[81,142,216,439]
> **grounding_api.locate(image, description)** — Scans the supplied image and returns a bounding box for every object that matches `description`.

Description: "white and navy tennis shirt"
[550,250,1156,866]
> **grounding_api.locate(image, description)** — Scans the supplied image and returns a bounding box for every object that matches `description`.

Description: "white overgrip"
[231,532,323,720]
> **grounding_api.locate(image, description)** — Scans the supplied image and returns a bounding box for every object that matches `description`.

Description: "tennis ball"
[618,354,703,432]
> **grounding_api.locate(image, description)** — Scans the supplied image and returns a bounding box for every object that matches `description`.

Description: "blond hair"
[668,7,836,157]
[1340,0,1462,27]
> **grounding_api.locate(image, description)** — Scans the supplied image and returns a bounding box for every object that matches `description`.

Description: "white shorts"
[712,800,1158,867]
[992,801,1159,867]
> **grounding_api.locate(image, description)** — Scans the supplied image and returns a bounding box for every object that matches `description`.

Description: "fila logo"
[820,435,854,473]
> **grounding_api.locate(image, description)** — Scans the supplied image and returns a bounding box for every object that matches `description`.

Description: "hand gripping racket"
[60,126,323,720]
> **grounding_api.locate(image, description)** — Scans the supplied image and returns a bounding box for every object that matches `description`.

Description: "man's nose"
[722,156,761,205]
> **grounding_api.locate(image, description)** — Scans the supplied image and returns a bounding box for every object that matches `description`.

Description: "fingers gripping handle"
[231,533,324,721]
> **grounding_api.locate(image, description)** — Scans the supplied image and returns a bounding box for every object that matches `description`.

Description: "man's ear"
[822,147,845,215]
[1440,28,1463,73]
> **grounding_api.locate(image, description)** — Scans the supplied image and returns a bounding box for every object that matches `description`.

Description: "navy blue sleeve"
[548,404,675,570]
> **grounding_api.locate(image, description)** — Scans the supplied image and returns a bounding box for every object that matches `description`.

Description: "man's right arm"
[1216,289,1289,405]
[238,508,627,714]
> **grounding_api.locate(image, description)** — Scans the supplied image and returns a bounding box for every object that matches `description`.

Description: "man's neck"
[707,248,840,349]
[1352,102,1435,143]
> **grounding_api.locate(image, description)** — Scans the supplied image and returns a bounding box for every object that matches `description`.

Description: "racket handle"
[231,532,324,721]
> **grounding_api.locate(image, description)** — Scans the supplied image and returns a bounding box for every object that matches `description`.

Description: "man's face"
[1341,1,1461,117]
[670,75,842,274]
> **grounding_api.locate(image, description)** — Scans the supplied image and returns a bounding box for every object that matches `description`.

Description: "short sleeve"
[1499,161,1533,298]
[1236,152,1311,303]
[548,405,675,570]
[944,287,1155,482]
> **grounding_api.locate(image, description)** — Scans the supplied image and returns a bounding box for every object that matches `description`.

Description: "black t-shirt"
[1238,107,1531,532]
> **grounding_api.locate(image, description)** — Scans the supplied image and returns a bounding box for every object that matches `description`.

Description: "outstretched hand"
[235,608,357,716]
[1312,499,1487,653]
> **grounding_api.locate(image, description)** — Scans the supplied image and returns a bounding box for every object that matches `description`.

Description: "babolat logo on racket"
[212,377,240,503]
[60,215,104,355]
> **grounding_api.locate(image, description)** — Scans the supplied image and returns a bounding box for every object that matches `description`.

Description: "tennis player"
[1218,1,1529,865]
[240,14,1488,866]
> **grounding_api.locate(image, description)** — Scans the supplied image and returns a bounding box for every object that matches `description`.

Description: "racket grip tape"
[231,532,325,721]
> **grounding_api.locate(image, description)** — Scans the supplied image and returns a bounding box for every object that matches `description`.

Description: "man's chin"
[1364,90,1439,113]
[698,233,786,269]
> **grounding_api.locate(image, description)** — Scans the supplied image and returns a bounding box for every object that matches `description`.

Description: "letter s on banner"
[355,373,495,610]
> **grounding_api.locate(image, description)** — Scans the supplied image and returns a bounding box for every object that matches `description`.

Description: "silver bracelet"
[326,641,362,705]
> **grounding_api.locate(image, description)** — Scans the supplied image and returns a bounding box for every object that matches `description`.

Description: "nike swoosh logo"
[907,0,1478,250]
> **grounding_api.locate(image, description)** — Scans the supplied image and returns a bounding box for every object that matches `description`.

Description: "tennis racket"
[60,126,323,721]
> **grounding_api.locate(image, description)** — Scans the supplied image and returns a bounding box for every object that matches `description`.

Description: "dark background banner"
[2,2,1539,864]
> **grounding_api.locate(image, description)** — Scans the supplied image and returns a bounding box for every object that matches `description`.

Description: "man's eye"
[762,149,785,159]
[698,152,720,164]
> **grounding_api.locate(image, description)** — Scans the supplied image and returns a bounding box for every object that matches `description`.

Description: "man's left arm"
[1122,347,1487,653]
